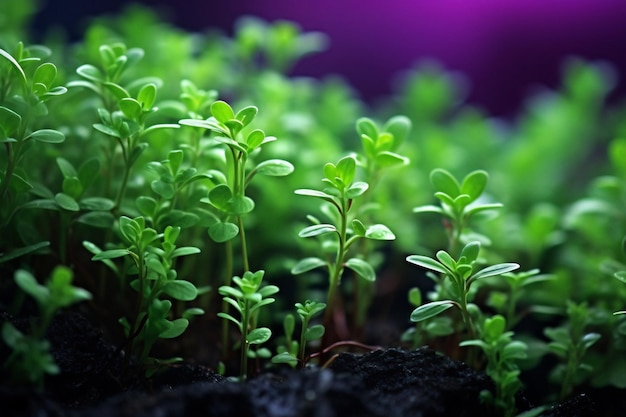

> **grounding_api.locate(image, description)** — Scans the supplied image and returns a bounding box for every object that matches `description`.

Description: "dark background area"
[30,0,626,116]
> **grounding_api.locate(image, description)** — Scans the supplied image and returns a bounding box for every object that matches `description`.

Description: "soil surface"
[0,312,605,417]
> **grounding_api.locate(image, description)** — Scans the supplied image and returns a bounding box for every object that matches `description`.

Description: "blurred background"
[27,0,626,117]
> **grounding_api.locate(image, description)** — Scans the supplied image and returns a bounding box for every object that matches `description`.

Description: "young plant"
[292,155,396,346]
[0,43,66,261]
[544,301,601,399]
[407,240,520,351]
[217,270,279,379]
[2,266,92,388]
[68,43,179,213]
[272,299,326,368]
[351,115,410,332]
[413,168,502,256]
[460,315,528,417]
[179,99,293,356]
[401,287,453,350]
[87,216,202,376]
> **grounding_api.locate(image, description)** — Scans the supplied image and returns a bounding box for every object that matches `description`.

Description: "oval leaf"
[291,257,327,274]
[255,159,294,176]
[163,280,198,301]
[410,301,455,322]
[345,258,376,282]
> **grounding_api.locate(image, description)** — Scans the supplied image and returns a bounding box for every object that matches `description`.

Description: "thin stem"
[221,240,234,359]
[240,299,250,380]
[322,196,348,348]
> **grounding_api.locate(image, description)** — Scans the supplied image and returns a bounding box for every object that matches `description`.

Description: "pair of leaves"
[357,116,411,169]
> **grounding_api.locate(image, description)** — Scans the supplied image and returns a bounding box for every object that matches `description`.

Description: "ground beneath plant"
[0,312,610,417]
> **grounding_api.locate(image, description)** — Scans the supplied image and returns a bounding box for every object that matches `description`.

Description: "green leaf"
[254,159,294,176]
[209,222,239,242]
[33,62,57,89]
[230,195,255,215]
[92,249,130,260]
[291,257,327,274]
[336,156,356,186]
[56,157,77,178]
[375,151,409,168]
[356,117,379,142]
[412,205,444,215]
[406,255,449,274]
[102,82,130,100]
[246,129,265,149]
[171,246,201,258]
[364,224,395,240]
[352,219,367,236]
[0,106,21,138]
[14,269,47,305]
[159,318,189,339]
[27,129,65,143]
[299,224,337,238]
[136,196,157,216]
[54,193,80,211]
[159,210,200,229]
[345,258,376,282]
[294,188,335,201]
[430,168,460,198]
[76,211,115,228]
[0,47,27,87]
[383,115,411,146]
[93,123,120,138]
[248,327,272,344]
[62,177,83,199]
[0,241,50,264]
[345,181,369,199]
[460,170,488,202]
[119,98,142,120]
[460,241,481,263]
[471,263,520,281]
[410,301,455,322]
[210,100,235,123]
[305,324,325,341]
[615,271,626,284]
[435,250,457,272]
[236,105,258,126]
[272,352,298,366]
[137,83,157,109]
[119,216,141,243]
[482,315,506,342]
[151,180,175,199]
[79,197,115,211]
[208,184,232,211]
[163,280,198,301]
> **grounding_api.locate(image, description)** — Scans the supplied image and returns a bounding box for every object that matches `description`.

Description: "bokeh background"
[29,0,626,116]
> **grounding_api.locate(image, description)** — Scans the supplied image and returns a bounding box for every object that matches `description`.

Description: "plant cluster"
[1,3,626,416]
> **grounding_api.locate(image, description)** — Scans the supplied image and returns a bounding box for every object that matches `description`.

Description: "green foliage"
[87,216,202,375]
[544,301,601,399]
[272,299,326,367]
[461,315,527,417]
[217,270,279,379]
[293,154,395,345]
[2,266,91,388]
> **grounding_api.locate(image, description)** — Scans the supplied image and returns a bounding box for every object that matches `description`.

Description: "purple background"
[35,0,626,115]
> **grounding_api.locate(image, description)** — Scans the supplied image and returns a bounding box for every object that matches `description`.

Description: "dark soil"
[0,312,603,417]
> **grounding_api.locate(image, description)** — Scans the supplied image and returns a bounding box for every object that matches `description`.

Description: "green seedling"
[137,149,214,231]
[544,301,601,399]
[486,269,554,329]
[272,299,326,367]
[292,155,395,346]
[413,168,502,256]
[351,115,410,332]
[69,43,179,212]
[217,270,279,379]
[0,43,66,262]
[87,216,202,376]
[407,240,519,348]
[2,266,91,388]
[179,99,293,357]
[461,315,527,417]
[401,287,453,350]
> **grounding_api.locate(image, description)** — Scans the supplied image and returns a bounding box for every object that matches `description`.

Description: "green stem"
[240,299,250,380]
[322,197,348,346]
[298,316,310,364]
[221,241,234,359]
